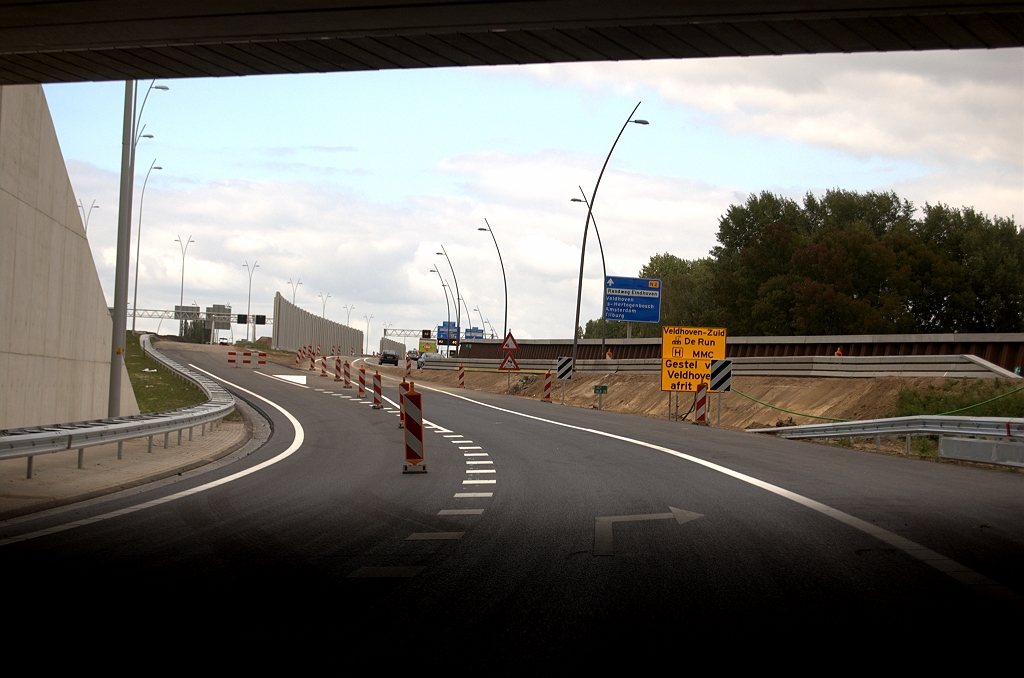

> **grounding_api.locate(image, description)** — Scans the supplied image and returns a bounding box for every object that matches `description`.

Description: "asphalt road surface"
[5,346,1022,661]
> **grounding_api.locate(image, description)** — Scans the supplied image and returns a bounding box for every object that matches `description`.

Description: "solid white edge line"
[417,383,1019,603]
[0,365,306,547]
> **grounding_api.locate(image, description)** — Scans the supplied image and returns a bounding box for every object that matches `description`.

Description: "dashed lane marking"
[439,509,485,515]
[466,461,493,465]
[463,479,496,485]
[459,446,483,450]
[455,492,493,498]
[464,452,488,457]
[467,469,496,474]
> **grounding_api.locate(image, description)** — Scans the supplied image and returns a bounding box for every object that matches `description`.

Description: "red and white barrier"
[257,352,266,369]
[308,353,315,371]
[295,350,300,365]
[358,366,366,398]
[334,357,342,381]
[343,360,352,388]
[373,371,383,409]
[316,343,321,355]
[458,363,465,388]
[542,369,552,402]
[695,382,709,424]
[398,379,409,429]
[405,355,412,377]
[402,381,426,473]
[242,351,252,366]
[228,351,237,367]
[320,356,328,377]
[350,347,355,356]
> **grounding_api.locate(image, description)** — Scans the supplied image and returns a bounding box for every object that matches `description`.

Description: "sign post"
[605,277,662,324]
[710,359,733,426]
[556,356,573,405]
[500,331,520,394]
[661,327,727,422]
[593,384,608,410]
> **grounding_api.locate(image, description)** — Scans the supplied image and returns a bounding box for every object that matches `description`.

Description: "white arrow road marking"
[419,384,1021,603]
[594,507,703,556]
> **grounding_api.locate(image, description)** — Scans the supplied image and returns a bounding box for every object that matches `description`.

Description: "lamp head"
[154,85,170,91]
[571,198,583,202]
[478,227,487,231]
[153,166,163,170]
[142,134,154,138]
[632,119,649,125]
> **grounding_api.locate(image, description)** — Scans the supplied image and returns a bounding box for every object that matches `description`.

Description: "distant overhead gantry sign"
[383,328,429,338]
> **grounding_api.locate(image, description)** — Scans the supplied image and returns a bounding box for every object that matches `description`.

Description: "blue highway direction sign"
[605,277,661,323]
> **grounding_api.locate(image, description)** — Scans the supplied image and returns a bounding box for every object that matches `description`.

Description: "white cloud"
[522,49,1024,167]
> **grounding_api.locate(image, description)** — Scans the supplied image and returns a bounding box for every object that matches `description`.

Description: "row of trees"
[584,190,1023,338]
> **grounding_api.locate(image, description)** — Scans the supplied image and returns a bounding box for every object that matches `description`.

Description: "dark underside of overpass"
[1,2,1021,84]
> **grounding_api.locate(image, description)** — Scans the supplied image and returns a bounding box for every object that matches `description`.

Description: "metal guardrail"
[422,354,1015,378]
[0,335,235,474]
[747,416,1024,441]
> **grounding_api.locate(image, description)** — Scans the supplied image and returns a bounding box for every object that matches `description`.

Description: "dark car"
[379,350,399,366]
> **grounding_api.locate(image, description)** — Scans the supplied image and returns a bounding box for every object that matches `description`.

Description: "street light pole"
[437,245,462,357]
[430,268,452,357]
[244,260,259,342]
[572,188,608,357]
[108,79,168,416]
[287,278,302,305]
[478,219,508,338]
[571,102,647,372]
[363,314,374,355]
[78,200,98,234]
[474,306,486,333]
[175,235,194,336]
[343,304,355,326]
[318,292,331,318]
[130,160,162,332]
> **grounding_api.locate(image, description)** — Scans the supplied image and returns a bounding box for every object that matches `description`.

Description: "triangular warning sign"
[499,353,520,371]
[500,332,520,352]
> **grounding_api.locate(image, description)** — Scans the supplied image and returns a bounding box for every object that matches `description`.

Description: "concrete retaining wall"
[271,292,362,356]
[0,84,139,430]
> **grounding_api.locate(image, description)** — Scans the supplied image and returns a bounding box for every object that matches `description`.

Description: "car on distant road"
[379,350,399,366]
[407,349,421,361]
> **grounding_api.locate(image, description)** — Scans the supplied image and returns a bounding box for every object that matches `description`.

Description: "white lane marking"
[314,388,325,392]
[450,440,473,444]
[420,384,1020,602]
[463,479,496,485]
[1,365,305,547]
[464,452,489,457]
[466,469,496,474]
[439,509,485,515]
[455,492,493,498]
[407,532,464,540]
[261,373,309,388]
[459,446,483,450]
[466,460,493,465]
[443,435,463,438]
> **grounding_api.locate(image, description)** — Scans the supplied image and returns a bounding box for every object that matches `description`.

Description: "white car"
[417,352,442,368]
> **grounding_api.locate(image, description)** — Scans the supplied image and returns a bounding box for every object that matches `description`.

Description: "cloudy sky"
[44,47,1023,350]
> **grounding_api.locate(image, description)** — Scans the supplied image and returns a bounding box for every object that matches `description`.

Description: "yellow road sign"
[661,326,727,392]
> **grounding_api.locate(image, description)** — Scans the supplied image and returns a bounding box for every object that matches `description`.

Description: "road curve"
[3,346,1021,660]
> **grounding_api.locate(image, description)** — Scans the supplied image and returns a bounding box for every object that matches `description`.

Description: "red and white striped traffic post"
[372,371,383,409]
[542,369,552,402]
[695,382,709,424]
[228,351,237,367]
[295,350,300,365]
[350,347,355,356]
[402,381,426,473]
[320,356,328,377]
[398,379,409,429]
[405,355,412,377]
[458,363,465,388]
[316,343,321,355]
[308,353,315,371]
[257,352,266,369]
[343,360,352,388]
[334,357,342,381]
[242,351,252,367]
[358,365,366,398]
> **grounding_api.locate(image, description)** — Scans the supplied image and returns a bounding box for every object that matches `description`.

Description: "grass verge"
[889,378,1024,418]
[125,333,207,414]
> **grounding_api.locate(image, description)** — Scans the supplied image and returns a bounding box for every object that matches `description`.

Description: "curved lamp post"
[478,219,508,338]
[109,80,168,416]
[130,160,161,332]
[437,245,462,357]
[429,267,452,357]
[363,314,374,355]
[175,235,194,336]
[244,260,259,342]
[78,199,99,234]
[287,278,302,305]
[571,102,647,370]
[572,187,608,357]
[318,292,331,318]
